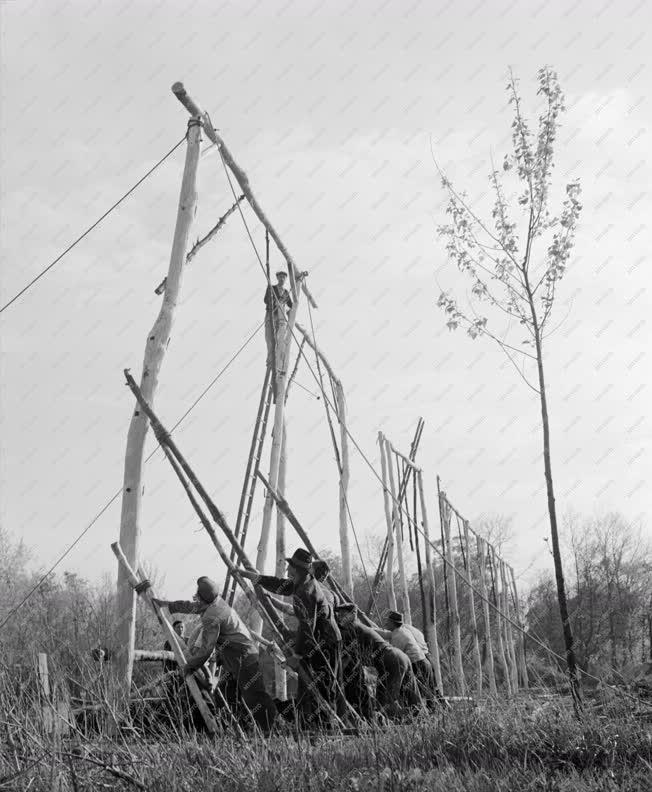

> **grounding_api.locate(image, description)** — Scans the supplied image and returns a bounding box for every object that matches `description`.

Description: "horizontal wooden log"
[134,650,175,662]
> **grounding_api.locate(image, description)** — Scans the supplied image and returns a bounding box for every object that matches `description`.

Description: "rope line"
[0,321,264,630]
[0,136,187,315]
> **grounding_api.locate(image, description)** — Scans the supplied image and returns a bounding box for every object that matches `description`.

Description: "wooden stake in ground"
[489,545,511,696]
[379,433,397,611]
[477,536,497,695]
[439,492,466,695]
[111,542,218,734]
[115,115,201,693]
[501,560,519,692]
[417,471,443,694]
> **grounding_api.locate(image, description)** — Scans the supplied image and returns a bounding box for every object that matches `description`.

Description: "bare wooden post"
[464,520,483,697]
[417,471,443,693]
[489,546,511,696]
[501,560,519,692]
[378,433,397,611]
[37,653,54,735]
[385,439,411,624]
[477,537,497,695]
[333,379,353,595]
[440,494,466,695]
[115,112,201,692]
[252,288,302,636]
[274,419,288,700]
[509,565,529,689]
[112,542,218,734]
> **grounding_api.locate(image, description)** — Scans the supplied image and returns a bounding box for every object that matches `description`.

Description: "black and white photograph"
[0,1,650,789]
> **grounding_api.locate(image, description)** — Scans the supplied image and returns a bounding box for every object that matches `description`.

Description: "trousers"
[219,648,277,734]
[297,640,342,728]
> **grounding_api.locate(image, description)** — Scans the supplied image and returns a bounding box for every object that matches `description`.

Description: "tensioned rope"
[0,320,264,630]
[0,136,187,314]
[217,152,651,708]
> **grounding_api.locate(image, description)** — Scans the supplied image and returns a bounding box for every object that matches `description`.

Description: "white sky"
[1,0,650,599]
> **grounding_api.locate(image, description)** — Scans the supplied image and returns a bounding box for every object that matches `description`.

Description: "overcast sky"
[1,0,650,600]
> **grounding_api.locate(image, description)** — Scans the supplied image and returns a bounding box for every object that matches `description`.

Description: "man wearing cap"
[376,611,438,709]
[241,548,342,728]
[162,619,186,674]
[153,576,277,734]
[335,604,419,718]
[264,270,293,371]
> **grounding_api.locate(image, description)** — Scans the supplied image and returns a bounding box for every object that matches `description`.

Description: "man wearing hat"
[377,610,438,709]
[241,548,342,728]
[335,604,419,718]
[264,270,293,373]
[153,576,277,734]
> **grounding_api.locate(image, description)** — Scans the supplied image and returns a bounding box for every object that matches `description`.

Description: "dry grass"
[1,680,650,792]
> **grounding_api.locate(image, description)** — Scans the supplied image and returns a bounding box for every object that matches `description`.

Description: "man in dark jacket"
[154,576,277,735]
[242,548,342,728]
[335,604,419,718]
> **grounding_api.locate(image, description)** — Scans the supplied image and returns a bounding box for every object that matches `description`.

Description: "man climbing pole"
[264,270,293,394]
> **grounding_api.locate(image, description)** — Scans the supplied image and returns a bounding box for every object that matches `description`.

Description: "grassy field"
[2,698,650,791]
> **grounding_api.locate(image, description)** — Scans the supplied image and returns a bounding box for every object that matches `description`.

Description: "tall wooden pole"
[440,492,465,695]
[115,115,201,693]
[501,560,519,692]
[489,546,511,695]
[477,536,497,695]
[463,519,483,697]
[274,419,288,700]
[509,565,529,689]
[252,291,301,635]
[385,438,411,624]
[334,379,353,595]
[379,433,397,611]
[417,471,443,693]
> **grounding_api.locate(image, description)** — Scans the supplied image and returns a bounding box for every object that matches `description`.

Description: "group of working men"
[150,547,444,735]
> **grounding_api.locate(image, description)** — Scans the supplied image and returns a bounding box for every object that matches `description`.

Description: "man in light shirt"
[376,610,438,708]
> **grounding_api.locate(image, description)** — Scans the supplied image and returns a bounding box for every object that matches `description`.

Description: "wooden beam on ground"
[134,650,175,662]
[171,82,316,308]
[115,116,202,694]
[111,542,218,734]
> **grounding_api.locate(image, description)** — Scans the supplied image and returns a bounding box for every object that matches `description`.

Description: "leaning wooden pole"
[333,378,353,596]
[115,114,201,693]
[417,470,443,694]
[477,536,497,695]
[439,492,466,695]
[385,439,411,624]
[489,545,511,696]
[111,542,217,734]
[501,560,519,693]
[378,433,397,611]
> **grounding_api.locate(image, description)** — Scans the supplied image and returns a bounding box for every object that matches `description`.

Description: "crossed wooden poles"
[117,370,361,734]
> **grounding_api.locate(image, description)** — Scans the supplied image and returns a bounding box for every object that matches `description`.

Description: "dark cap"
[386,610,404,626]
[196,576,219,604]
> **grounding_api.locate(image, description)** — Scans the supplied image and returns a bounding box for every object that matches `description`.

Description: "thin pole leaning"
[378,433,397,612]
[385,438,411,624]
[509,565,529,689]
[115,116,202,694]
[489,545,511,696]
[463,519,483,697]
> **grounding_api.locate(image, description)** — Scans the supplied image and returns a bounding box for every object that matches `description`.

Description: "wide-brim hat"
[386,610,404,626]
[285,548,312,571]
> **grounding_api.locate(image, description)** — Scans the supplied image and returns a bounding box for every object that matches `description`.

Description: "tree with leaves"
[435,67,583,703]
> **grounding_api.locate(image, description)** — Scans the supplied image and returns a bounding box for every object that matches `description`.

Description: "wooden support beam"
[378,433,397,612]
[417,471,443,694]
[509,565,529,689]
[274,419,288,700]
[384,436,411,624]
[116,115,202,693]
[501,560,519,693]
[477,536,497,695]
[386,441,421,473]
[134,650,175,662]
[439,493,466,696]
[463,519,482,698]
[111,542,218,734]
[171,82,317,308]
